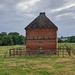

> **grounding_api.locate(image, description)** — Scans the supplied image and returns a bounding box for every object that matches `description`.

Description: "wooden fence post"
[58,48,59,56]
[63,48,64,57]
[66,46,71,56]
[9,49,11,57]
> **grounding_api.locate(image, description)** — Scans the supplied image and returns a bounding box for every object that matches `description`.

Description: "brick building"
[25,12,58,54]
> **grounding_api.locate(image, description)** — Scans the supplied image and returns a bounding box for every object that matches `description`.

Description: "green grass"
[58,43,75,48]
[0,43,75,75]
[0,56,75,75]
[0,45,25,57]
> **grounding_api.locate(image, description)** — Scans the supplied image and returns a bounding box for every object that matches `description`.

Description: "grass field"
[0,43,75,75]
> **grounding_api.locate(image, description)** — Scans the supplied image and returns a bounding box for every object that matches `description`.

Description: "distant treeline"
[58,36,75,43]
[0,32,26,46]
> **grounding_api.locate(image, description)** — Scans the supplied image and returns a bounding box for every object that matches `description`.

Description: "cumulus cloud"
[16,0,41,12]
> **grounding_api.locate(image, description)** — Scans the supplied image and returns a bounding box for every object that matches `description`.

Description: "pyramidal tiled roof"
[25,12,58,29]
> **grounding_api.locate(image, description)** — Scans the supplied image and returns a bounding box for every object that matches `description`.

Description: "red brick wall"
[26,28,58,53]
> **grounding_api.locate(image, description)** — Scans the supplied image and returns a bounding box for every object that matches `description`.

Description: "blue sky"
[0,0,75,37]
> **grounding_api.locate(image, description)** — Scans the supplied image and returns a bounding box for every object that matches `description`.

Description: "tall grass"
[0,43,75,75]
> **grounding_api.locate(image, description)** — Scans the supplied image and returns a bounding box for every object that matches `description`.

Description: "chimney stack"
[40,12,45,16]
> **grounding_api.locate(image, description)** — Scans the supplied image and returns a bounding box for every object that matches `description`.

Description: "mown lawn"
[0,43,75,75]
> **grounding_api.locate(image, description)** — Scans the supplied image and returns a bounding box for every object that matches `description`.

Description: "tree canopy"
[58,36,75,43]
[0,32,25,46]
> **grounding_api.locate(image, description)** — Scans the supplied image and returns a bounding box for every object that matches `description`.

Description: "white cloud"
[26,13,35,18]
[16,0,40,12]
[56,12,75,19]
[51,3,75,12]
[0,4,5,9]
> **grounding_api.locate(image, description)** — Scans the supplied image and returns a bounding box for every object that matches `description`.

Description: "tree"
[12,35,19,45]
[8,32,19,36]
[0,35,2,45]
[0,32,26,46]
[8,32,19,45]
[18,35,25,45]
[2,35,8,45]
[70,36,75,43]
[1,32,7,36]
[58,38,63,43]
[25,36,26,44]
[7,35,14,45]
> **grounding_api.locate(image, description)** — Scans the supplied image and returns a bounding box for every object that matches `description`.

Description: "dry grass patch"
[56,58,74,63]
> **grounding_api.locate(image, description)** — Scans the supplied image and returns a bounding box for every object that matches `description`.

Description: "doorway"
[38,46,43,54]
